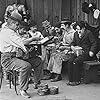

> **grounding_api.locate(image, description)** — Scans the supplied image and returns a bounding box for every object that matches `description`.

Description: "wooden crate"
[83,61,100,84]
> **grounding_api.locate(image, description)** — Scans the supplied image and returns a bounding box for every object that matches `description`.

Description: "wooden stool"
[0,68,18,95]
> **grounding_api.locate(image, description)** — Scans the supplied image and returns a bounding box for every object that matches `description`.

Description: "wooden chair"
[0,59,18,95]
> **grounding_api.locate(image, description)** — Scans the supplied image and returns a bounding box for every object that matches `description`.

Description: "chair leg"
[0,72,3,89]
[13,70,18,95]
[8,71,12,89]
[6,70,18,95]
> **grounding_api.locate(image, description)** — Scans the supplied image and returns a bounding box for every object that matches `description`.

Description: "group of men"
[0,1,99,98]
[42,20,97,86]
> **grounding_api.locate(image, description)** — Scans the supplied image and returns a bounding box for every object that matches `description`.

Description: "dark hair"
[61,18,72,26]
[82,2,90,14]
[73,21,85,30]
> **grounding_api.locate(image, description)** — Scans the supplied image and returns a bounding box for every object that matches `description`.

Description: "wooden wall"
[0,0,6,21]
[71,0,100,25]
[29,0,62,30]
[61,0,71,20]
[0,0,62,30]
[0,0,100,30]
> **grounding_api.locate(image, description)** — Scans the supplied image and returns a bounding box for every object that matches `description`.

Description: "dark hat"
[82,2,97,14]
[82,2,90,14]
[61,18,71,23]
[61,19,71,26]
[9,10,22,22]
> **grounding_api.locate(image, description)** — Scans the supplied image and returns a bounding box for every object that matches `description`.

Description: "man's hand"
[71,46,76,52]
[24,50,28,54]
[89,51,94,57]
[32,35,40,41]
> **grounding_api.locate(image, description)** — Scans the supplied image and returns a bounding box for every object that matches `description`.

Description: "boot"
[50,74,62,82]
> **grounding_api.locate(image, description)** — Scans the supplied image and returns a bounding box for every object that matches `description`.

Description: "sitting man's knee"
[22,61,31,69]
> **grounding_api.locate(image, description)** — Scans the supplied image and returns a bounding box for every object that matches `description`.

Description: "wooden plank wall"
[0,0,62,31]
[61,0,71,20]
[1,0,100,29]
[0,0,7,21]
[29,0,62,31]
[71,0,100,25]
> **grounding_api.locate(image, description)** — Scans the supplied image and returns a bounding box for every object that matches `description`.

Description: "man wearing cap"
[42,20,55,37]
[43,20,75,82]
[0,10,40,98]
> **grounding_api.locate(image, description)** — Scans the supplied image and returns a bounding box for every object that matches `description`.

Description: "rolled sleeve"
[9,32,27,52]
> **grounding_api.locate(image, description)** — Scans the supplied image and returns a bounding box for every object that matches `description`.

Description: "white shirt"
[0,26,27,53]
[63,29,75,44]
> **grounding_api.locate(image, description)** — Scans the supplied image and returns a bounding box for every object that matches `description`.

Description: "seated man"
[0,10,43,98]
[42,20,55,37]
[67,21,97,86]
[43,20,75,82]
[17,21,43,89]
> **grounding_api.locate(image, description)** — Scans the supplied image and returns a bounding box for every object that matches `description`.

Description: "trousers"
[1,52,43,90]
[67,53,93,82]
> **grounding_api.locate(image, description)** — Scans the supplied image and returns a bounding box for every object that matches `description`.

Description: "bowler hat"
[61,19,71,26]
[9,10,22,22]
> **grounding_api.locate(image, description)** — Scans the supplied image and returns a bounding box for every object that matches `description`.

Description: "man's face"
[12,21,19,30]
[45,25,51,31]
[76,25,83,35]
[55,27,60,33]
[61,23,66,30]
[19,27,26,35]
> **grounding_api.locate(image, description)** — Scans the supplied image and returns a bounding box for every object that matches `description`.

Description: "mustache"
[60,28,65,30]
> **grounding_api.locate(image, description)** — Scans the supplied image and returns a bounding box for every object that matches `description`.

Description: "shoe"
[42,72,55,80]
[73,81,81,86]
[67,81,80,86]
[19,90,31,98]
[42,74,51,80]
[67,82,75,86]
[33,81,41,89]
[43,70,50,75]
[50,74,62,82]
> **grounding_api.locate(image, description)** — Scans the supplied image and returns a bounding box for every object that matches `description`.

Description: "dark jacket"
[71,29,97,54]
